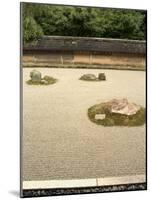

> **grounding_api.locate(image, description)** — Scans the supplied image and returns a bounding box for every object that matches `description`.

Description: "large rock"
[30,70,42,83]
[80,74,98,81]
[105,98,141,116]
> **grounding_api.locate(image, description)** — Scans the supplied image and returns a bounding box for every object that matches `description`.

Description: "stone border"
[22,63,145,71]
[24,36,146,54]
[23,174,145,190]
[23,175,145,190]
[22,182,146,198]
[22,175,146,197]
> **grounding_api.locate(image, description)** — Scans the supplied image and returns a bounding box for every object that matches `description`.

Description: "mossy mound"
[88,102,146,126]
[26,75,57,85]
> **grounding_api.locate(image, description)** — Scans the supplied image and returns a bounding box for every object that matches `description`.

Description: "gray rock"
[80,74,98,81]
[30,70,41,83]
[98,73,106,80]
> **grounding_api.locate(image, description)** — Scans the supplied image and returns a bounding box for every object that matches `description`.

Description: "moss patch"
[79,78,100,81]
[26,75,57,85]
[88,103,146,126]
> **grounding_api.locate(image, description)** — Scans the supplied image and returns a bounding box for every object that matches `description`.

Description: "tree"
[23,16,43,44]
[22,3,146,42]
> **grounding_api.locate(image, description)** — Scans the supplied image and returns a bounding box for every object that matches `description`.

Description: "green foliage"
[23,16,43,44]
[22,3,146,43]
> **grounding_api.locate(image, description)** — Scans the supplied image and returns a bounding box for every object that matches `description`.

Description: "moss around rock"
[26,70,57,85]
[88,99,145,126]
[26,76,57,85]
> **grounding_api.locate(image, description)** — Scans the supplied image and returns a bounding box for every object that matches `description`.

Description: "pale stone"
[30,70,41,83]
[95,114,106,120]
[105,99,140,116]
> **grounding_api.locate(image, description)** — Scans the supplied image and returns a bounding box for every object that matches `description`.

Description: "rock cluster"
[88,98,145,126]
[80,73,106,81]
[27,70,57,85]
